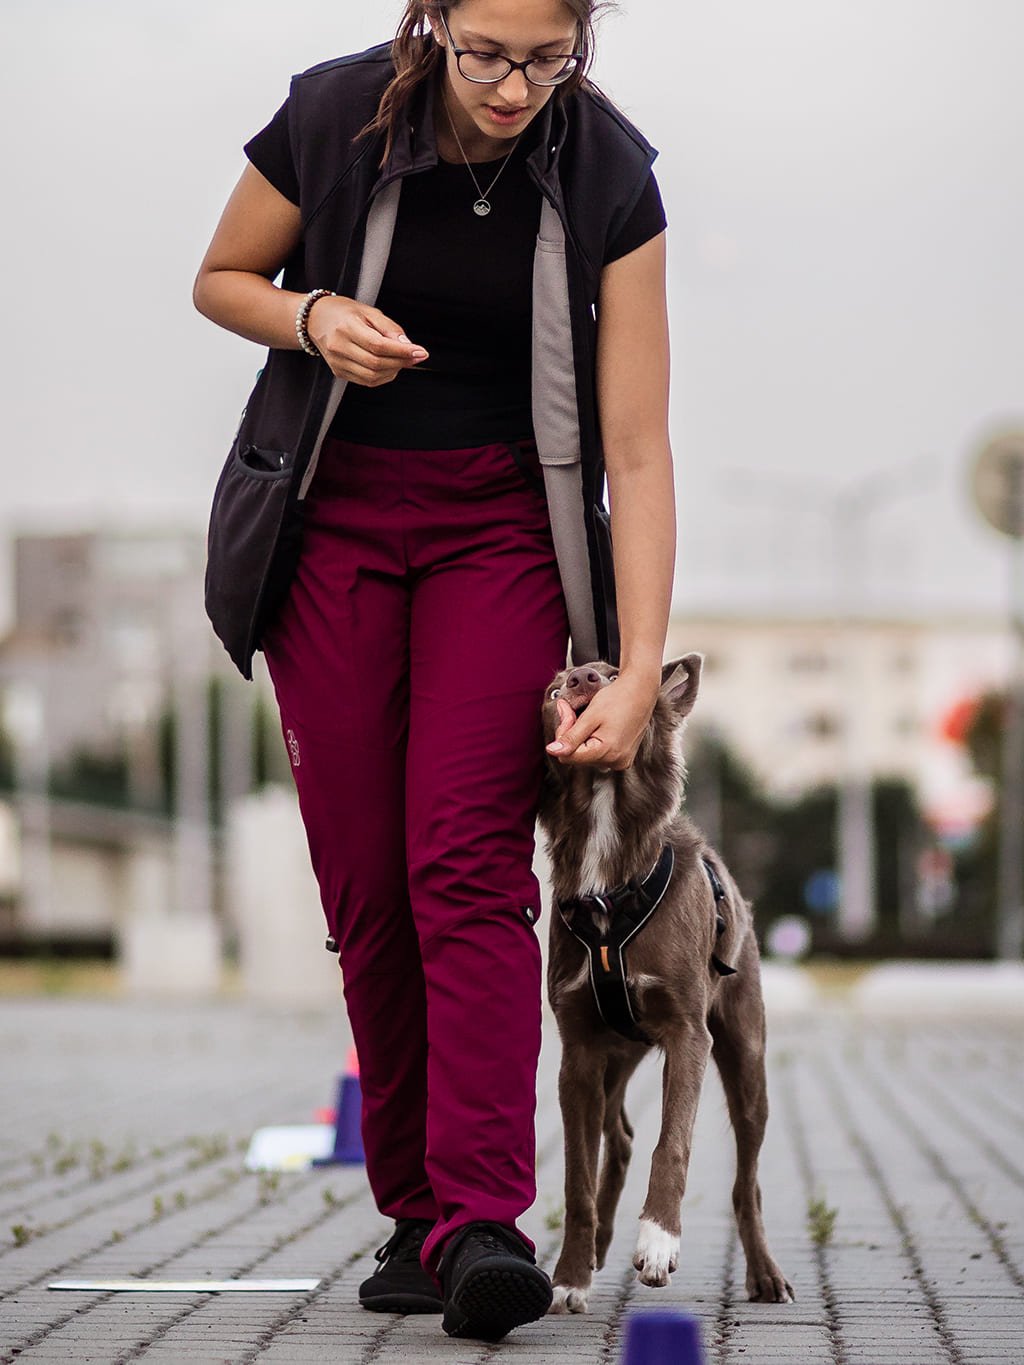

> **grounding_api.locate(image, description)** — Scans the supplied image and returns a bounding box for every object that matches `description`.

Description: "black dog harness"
[556,846,736,1045]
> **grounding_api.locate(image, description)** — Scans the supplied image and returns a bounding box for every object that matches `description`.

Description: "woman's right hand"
[192,162,432,379]
[308,295,429,386]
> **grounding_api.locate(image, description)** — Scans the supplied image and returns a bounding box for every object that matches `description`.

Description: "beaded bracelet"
[295,288,335,356]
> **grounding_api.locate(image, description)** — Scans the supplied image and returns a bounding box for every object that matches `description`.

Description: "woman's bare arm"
[544,229,675,767]
[192,162,428,383]
[595,229,675,688]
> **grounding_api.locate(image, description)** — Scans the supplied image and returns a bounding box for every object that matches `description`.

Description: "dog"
[536,653,793,1311]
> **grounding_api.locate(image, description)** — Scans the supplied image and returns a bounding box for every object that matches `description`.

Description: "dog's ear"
[660,653,702,718]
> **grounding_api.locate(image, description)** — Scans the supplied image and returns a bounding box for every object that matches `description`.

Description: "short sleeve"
[243,95,300,207]
[603,169,667,265]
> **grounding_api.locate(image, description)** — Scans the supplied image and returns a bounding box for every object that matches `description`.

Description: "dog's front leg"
[549,1044,605,1315]
[634,1020,712,1287]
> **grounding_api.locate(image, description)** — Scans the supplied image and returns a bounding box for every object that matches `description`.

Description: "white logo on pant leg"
[286,728,301,767]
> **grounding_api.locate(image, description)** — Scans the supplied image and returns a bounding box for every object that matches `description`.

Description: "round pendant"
[473,198,491,217]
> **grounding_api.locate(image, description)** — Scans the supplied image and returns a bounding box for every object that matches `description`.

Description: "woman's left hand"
[546,672,660,770]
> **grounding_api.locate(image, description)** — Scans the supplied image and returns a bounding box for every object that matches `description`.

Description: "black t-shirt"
[244,88,667,450]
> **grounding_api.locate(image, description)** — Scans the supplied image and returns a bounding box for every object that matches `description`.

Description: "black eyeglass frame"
[436,8,585,87]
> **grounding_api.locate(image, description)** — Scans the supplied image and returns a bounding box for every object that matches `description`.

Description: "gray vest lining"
[297,178,403,502]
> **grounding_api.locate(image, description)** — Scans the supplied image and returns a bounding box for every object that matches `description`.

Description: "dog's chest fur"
[541,758,741,1024]
[577,774,620,907]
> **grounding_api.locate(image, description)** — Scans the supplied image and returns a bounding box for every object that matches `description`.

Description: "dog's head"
[537,652,703,860]
[541,653,702,778]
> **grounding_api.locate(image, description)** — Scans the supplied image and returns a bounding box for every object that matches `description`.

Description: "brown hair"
[358,0,616,167]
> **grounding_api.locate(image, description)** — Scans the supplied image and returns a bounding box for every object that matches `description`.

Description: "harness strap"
[702,855,737,977]
[558,844,675,1045]
[557,846,738,1043]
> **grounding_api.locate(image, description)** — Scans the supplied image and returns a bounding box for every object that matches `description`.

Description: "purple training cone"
[312,1047,364,1166]
[621,1308,705,1364]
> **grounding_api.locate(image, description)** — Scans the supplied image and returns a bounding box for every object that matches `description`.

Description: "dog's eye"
[550,687,561,700]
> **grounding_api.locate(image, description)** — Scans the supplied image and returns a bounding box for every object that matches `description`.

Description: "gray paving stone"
[1,997,1022,1362]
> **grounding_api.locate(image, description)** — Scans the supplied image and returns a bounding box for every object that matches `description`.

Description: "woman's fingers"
[308,295,429,385]
[355,317,428,363]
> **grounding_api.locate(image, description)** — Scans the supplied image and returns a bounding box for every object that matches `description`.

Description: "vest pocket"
[237,443,290,477]
[204,438,299,678]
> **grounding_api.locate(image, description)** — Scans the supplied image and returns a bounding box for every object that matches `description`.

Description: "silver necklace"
[442,94,524,216]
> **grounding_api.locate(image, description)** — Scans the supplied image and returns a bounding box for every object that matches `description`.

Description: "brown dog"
[537,654,793,1311]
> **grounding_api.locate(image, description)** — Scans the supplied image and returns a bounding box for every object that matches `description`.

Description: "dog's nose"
[566,669,602,691]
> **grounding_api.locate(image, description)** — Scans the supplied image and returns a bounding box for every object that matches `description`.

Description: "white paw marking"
[633,1218,679,1285]
[549,1284,590,1314]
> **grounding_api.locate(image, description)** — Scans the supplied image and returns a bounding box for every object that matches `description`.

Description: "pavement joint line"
[850,1050,1024,1296]
[0,1137,227,1236]
[231,1220,385,1365]
[111,1184,374,1365]
[777,1064,846,1365]
[355,1303,408,1365]
[710,1218,739,1365]
[816,1049,967,1365]
[888,1049,1024,1193]
[0,1161,349,1361]
[109,1182,375,1365]
[897,1031,1024,1132]
[0,1159,245,1302]
[598,1256,642,1365]
[0,1135,198,1206]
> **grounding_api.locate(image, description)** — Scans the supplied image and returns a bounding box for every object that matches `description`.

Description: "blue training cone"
[311,1047,365,1165]
[621,1308,705,1364]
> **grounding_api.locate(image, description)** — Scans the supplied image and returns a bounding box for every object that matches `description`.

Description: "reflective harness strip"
[557,847,737,1045]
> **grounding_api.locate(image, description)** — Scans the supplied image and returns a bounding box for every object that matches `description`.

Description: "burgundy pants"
[260,434,570,1280]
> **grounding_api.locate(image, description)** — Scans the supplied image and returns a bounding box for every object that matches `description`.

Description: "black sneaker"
[358,1218,443,1314]
[439,1220,553,1341]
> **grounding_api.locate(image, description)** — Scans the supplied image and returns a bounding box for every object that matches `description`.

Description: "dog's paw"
[632,1218,679,1287]
[549,1284,590,1314]
[746,1261,795,1304]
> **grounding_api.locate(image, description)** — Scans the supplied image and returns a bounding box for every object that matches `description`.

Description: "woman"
[193,0,674,1342]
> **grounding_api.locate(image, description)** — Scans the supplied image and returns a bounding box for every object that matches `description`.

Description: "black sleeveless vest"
[203,41,658,680]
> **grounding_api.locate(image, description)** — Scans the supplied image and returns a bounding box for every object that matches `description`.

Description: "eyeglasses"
[437,8,584,87]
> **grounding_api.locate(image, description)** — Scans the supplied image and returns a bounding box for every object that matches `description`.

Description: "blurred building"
[668,611,1008,826]
[0,528,249,947]
[0,528,215,766]
[0,528,1012,944]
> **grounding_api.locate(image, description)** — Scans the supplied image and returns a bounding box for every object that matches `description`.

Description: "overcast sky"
[2,0,1021,635]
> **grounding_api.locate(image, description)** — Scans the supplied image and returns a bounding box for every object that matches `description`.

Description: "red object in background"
[314,1047,360,1123]
[938,695,981,744]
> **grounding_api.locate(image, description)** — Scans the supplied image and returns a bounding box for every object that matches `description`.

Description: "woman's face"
[430,0,580,145]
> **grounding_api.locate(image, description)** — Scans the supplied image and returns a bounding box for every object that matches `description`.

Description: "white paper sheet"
[48,1278,321,1293]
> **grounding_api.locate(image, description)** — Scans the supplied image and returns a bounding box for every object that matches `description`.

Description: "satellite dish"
[971,429,1024,539]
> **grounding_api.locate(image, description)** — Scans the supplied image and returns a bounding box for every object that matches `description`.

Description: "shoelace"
[448,1223,531,1266]
[472,1229,521,1257]
[374,1220,431,1265]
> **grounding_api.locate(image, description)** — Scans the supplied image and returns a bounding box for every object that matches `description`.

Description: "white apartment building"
[665,611,1008,834]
